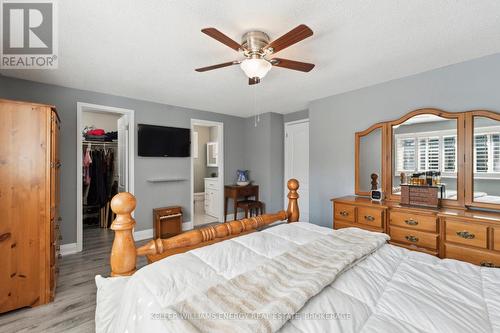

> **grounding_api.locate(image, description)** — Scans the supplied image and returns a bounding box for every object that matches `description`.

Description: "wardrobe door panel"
[0,102,48,311]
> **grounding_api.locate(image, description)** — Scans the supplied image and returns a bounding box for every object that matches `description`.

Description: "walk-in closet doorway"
[75,103,135,253]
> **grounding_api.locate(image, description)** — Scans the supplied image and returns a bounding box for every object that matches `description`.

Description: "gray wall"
[0,75,246,244]
[269,113,285,212]
[284,109,309,123]
[244,112,284,213]
[309,53,500,227]
[241,110,308,214]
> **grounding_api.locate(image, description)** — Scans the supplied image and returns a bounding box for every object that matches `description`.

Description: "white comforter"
[96,222,500,333]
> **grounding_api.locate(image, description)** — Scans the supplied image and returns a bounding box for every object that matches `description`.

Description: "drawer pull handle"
[405,219,418,226]
[456,231,475,239]
[339,211,349,217]
[364,215,375,222]
[159,213,182,220]
[405,235,419,243]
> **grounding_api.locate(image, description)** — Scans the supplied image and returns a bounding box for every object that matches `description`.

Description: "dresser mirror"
[471,114,500,208]
[391,113,459,202]
[355,124,384,196]
[355,108,500,209]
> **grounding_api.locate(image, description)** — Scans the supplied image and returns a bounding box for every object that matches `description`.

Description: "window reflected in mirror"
[473,116,500,204]
[358,127,382,193]
[392,114,458,200]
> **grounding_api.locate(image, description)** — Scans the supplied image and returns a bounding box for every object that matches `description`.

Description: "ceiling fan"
[195,24,315,85]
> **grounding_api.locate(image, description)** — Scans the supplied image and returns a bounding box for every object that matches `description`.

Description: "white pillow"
[95,274,130,333]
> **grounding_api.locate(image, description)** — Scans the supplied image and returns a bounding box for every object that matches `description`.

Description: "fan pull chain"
[254,86,258,127]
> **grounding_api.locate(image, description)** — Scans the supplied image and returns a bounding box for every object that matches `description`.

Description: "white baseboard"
[182,221,194,231]
[60,243,78,256]
[134,228,153,241]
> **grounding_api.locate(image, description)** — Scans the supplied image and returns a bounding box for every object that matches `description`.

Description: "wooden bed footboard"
[109,179,300,276]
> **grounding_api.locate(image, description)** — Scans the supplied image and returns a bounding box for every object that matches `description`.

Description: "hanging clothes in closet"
[83,144,118,228]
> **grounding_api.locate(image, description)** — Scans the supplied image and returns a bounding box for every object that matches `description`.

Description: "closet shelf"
[82,140,118,145]
[147,178,188,183]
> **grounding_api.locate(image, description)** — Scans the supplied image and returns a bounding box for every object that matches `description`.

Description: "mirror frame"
[355,122,387,196]
[355,108,500,210]
[386,108,465,208]
[465,110,500,210]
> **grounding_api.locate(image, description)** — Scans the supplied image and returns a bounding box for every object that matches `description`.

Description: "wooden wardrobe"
[0,99,61,313]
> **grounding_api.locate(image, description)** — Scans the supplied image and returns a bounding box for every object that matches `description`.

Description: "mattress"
[96,222,500,333]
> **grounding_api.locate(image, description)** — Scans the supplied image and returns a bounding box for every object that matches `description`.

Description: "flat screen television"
[138,124,190,157]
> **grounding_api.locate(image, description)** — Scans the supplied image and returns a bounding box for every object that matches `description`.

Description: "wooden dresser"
[0,99,60,313]
[332,196,500,267]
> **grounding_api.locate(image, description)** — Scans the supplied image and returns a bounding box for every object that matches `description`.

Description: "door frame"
[190,119,224,224]
[76,102,135,253]
[284,118,309,220]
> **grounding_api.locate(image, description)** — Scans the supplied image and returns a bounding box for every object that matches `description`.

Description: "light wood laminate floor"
[0,227,149,333]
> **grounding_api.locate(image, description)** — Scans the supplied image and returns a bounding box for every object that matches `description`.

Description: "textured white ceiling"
[2,0,500,117]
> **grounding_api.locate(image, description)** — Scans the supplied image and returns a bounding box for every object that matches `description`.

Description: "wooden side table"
[153,206,182,239]
[224,185,259,221]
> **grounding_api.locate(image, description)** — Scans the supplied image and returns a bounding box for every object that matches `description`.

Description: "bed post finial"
[110,192,137,277]
[287,178,300,222]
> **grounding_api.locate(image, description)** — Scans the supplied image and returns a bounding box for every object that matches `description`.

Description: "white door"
[284,120,309,222]
[117,115,129,193]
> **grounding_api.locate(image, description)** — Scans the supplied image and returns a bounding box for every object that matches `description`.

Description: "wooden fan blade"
[249,77,260,85]
[271,58,315,72]
[195,61,239,72]
[201,28,241,51]
[265,24,313,54]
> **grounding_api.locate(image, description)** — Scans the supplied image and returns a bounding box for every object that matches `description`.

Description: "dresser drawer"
[205,179,218,190]
[390,226,438,250]
[389,211,437,232]
[333,220,356,230]
[445,220,488,249]
[494,228,500,252]
[334,203,355,223]
[236,186,257,197]
[357,207,383,229]
[445,243,500,268]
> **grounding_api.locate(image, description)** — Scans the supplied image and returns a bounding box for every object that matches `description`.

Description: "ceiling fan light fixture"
[240,58,272,79]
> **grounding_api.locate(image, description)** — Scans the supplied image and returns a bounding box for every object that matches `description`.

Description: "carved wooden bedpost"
[287,179,300,222]
[110,192,137,277]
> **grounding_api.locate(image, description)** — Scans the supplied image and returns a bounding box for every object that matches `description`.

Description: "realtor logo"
[1,0,57,69]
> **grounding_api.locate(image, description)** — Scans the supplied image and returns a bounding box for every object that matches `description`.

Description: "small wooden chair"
[236,200,264,218]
